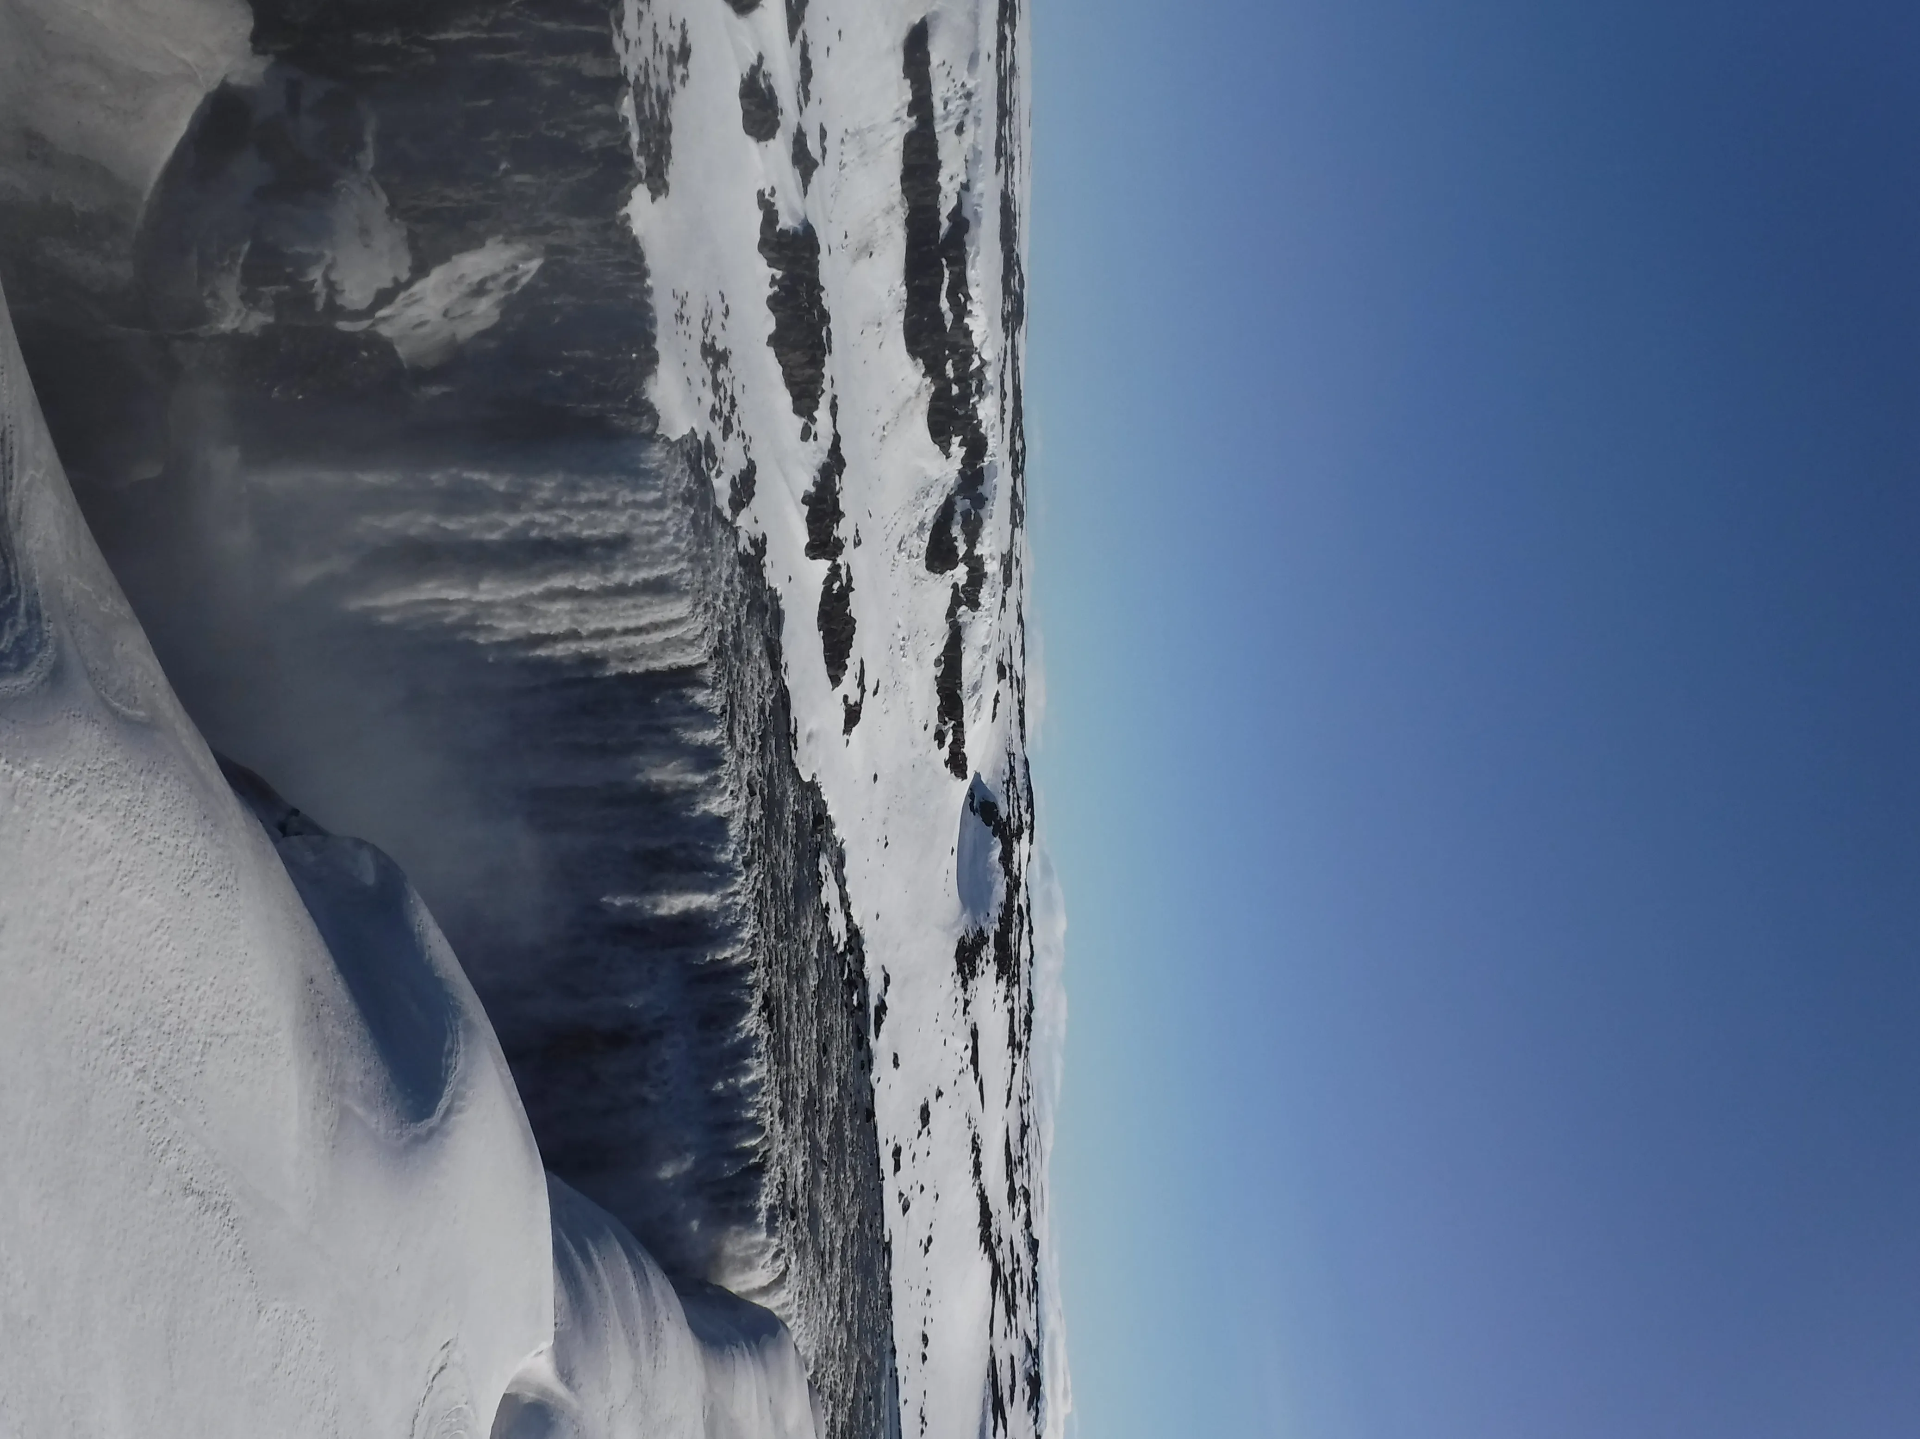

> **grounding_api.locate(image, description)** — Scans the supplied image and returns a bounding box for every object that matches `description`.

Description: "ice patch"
[356,238,545,368]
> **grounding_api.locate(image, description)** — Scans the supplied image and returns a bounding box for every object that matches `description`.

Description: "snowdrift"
[0,279,815,1437]
[496,1177,819,1439]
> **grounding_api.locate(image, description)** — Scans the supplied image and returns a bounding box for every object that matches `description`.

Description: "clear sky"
[1027,3,1920,1437]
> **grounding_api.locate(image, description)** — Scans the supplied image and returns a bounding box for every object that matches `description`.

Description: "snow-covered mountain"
[0,1,1060,1435]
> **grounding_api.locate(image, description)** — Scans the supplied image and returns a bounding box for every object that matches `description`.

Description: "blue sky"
[1028,3,1920,1436]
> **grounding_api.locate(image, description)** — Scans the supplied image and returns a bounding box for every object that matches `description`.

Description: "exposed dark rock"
[962,552,986,610]
[904,17,1003,799]
[996,0,1031,617]
[900,19,947,443]
[986,53,1041,1425]
[900,32,986,466]
[739,57,781,142]
[803,414,846,560]
[936,194,984,452]
[785,0,807,42]
[933,585,967,777]
[793,125,819,191]
[955,928,986,986]
[818,559,855,688]
[728,457,758,518]
[625,16,692,201]
[756,191,830,420]
[925,491,959,574]
[700,324,741,440]
[841,659,866,735]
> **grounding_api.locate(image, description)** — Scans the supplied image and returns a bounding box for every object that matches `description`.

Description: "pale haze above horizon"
[1033,2,1920,1436]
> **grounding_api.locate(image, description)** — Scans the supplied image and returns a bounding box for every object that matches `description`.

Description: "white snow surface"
[0,279,817,1437]
[354,238,546,369]
[0,0,250,206]
[617,1,1065,1434]
[497,1177,819,1439]
[0,275,548,1434]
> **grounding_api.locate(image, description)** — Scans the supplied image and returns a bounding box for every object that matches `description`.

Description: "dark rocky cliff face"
[0,3,897,1435]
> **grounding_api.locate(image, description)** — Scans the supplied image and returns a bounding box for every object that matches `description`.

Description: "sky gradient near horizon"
[1028,3,1920,1436]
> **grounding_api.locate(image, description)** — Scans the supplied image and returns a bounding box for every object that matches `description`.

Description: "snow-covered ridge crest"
[0,276,552,1436]
[0,274,821,1439]
[617,0,1061,1433]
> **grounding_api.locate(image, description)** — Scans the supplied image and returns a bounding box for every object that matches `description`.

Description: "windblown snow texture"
[0,0,1058,1435]
[0,259,822,1439]
[496,1175,819,1439]
[0,278,556,1436]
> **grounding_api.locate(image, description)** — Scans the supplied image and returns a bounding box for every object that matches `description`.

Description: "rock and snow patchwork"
[0,280,817,1438]
[617,1,1063,1434]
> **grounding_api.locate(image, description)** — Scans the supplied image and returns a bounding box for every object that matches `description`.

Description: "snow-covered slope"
[619,3,1063,1435]
[0,278,551,1435]
[0,276,822,1437]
